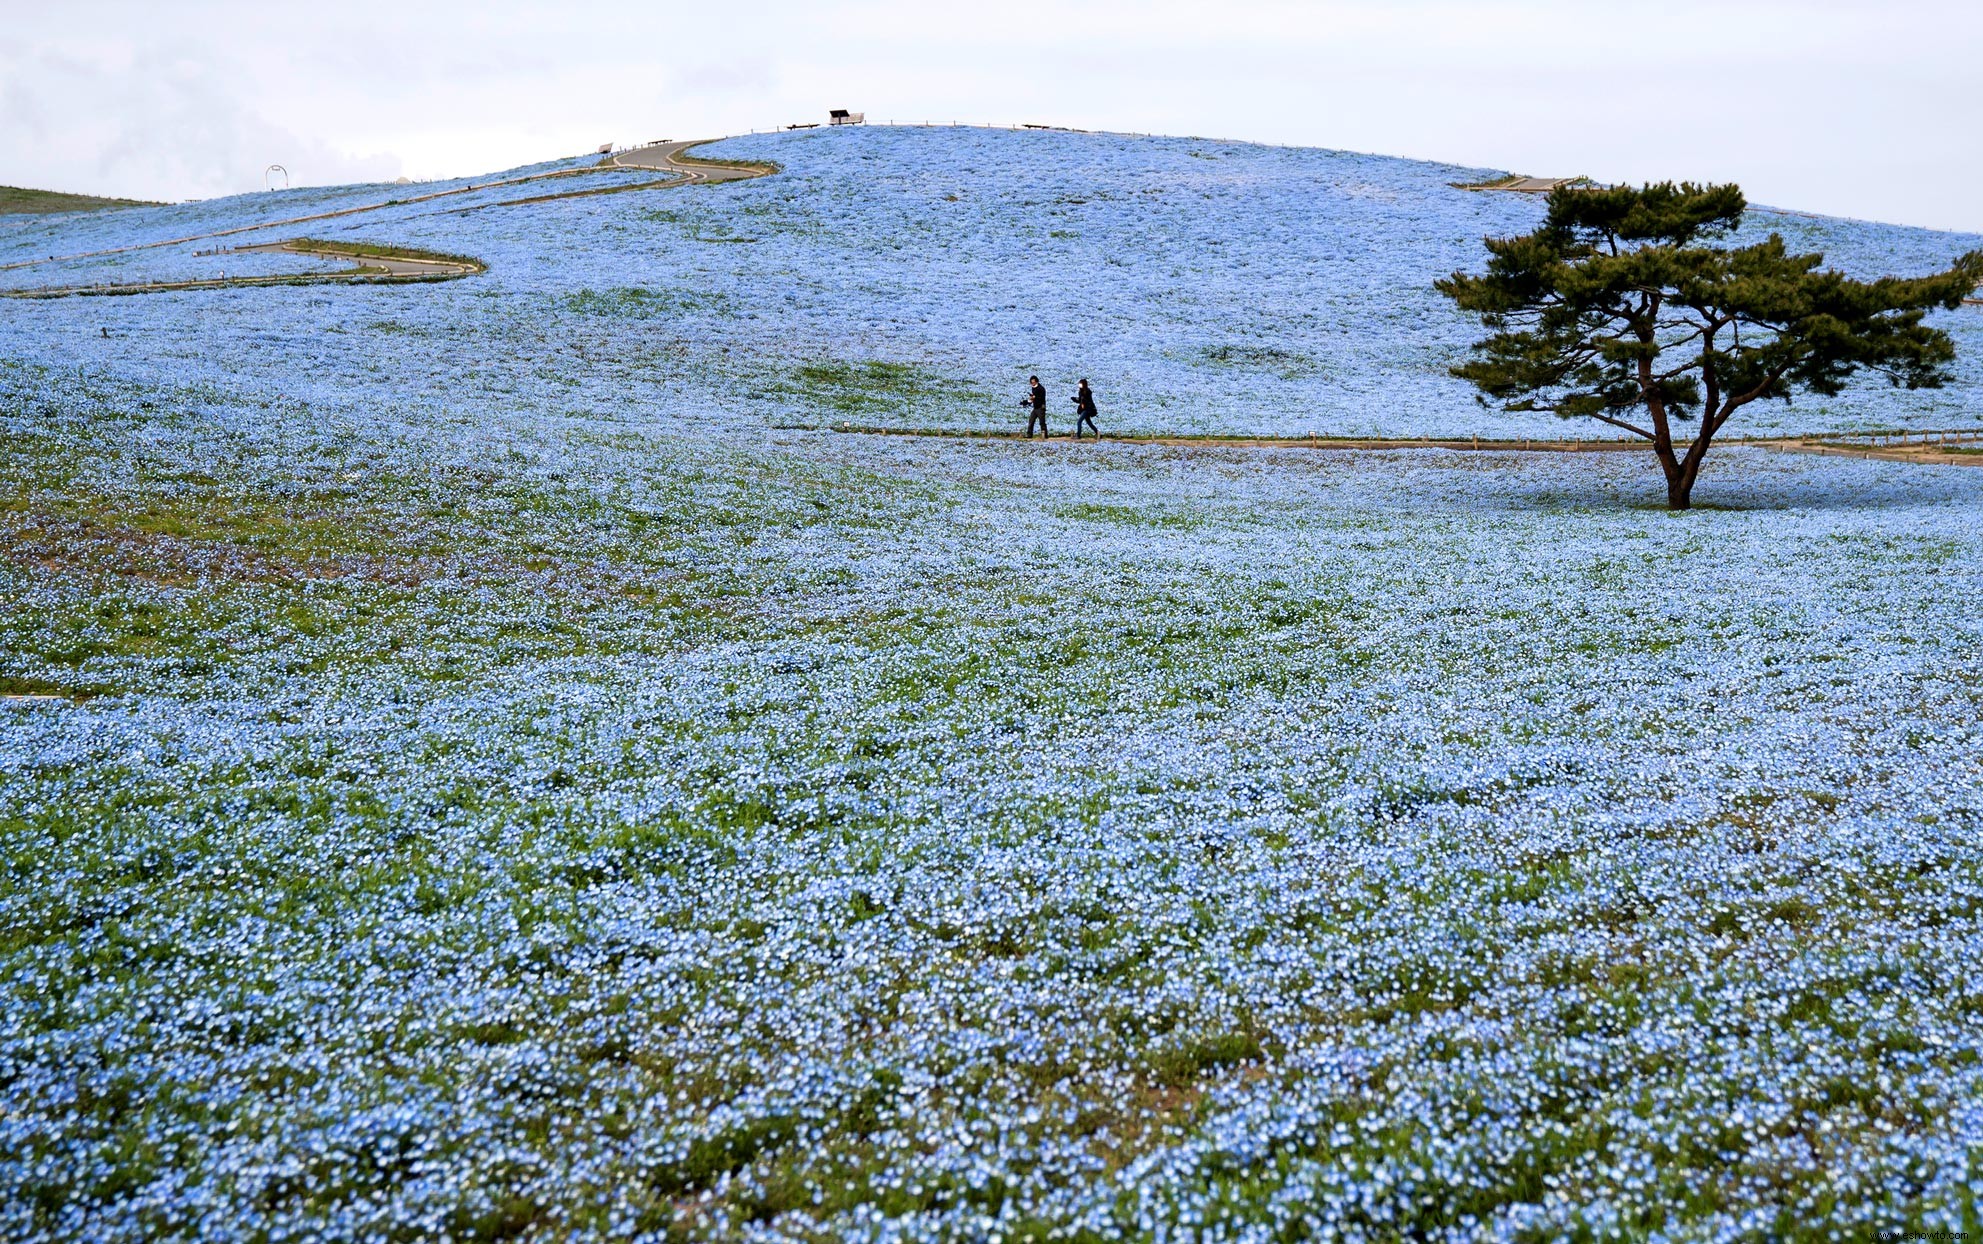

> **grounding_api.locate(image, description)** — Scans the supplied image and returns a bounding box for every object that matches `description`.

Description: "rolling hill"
[4,126,1979,439]
[4,127,1983,1241]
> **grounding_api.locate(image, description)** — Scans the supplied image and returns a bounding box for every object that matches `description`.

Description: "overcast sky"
[5,0,1980,231]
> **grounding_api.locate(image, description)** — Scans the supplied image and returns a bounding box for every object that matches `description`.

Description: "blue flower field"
[4,126,1983,1241]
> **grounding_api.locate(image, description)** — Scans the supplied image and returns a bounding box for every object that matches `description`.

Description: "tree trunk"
[1666,471,1694,510]
[1652,434,1691,510]
[1668,415,1726,511]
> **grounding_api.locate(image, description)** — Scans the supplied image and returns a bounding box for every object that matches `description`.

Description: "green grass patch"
[0,674,104,701]
[1196,344,1316,377]
[560,286,725,319]
[1051,501,1210,531]
[775,358,991,420]
[285,238,485,271]
[0,185,162,215]
[1148,1027,1265,1088]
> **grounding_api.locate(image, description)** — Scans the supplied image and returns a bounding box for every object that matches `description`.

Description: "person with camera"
[1071,380,1100,439]
[1020,375,1050,438]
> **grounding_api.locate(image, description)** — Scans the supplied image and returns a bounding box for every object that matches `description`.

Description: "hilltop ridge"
[4,125,1979,439]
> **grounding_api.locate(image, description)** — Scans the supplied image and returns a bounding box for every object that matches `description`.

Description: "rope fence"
[1798,427,1983,447]
[744,120,1170,140]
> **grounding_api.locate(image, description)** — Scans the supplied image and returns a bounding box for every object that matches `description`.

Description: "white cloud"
[2,0,1979,228]
[2,32,401,199]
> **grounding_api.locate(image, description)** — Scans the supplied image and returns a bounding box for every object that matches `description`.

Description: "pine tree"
[1437,183,1983,509]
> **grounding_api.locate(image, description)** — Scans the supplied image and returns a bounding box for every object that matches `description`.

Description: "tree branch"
[1723,359,1797,412]
[1582,411,1657,439]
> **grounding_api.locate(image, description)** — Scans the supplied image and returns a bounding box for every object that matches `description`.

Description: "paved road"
[606,140,773,185]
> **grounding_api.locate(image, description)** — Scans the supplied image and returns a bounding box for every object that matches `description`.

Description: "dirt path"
[234,241,480,278]
[1,140,772,299]
[0,166,611,276]
[824,424,1983,465]
[1759,436,1983,466]
[828,426,1645,452]
[446,142,776,213]
[0,140,774,275]
[2,241,482,299]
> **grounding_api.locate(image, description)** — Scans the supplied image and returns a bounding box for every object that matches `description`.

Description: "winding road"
[607,140,776,185]
[4,241,484,299]
[233,241,480,278]
[0,140,774,298]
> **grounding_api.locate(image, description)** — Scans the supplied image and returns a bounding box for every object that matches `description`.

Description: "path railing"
[1791,428,1983,448]
[744,120,1183,141]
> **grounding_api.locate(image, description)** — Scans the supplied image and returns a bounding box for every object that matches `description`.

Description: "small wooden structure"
[1499,176,1583,193]
[1455,174,1593,194]
[829,109,865,126]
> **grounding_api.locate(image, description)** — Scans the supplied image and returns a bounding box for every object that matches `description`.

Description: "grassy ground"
[6,360,1983,1239]
[6,122,1983,1240]
[0,186,162,216]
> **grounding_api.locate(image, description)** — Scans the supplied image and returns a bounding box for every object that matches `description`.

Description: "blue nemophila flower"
[4,126,1983,1241]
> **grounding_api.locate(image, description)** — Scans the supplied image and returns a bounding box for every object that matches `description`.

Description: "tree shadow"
[1448,449,1983,516]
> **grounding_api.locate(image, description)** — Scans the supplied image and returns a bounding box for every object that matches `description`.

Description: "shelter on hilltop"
[1454,174,1595,193]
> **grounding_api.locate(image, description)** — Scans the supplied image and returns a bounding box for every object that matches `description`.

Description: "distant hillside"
[3,126,1977,438]
[0,185,162,216]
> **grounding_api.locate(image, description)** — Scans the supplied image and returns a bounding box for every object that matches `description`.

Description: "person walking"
[1020,375,1050,438]
[1071,379,1099,440]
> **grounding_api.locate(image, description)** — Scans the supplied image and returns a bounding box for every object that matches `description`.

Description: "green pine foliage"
[1438,183,1983,508]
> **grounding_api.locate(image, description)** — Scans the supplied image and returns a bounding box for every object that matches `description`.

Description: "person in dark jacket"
[1071,379,1099,439]
[1020,375,1050,437]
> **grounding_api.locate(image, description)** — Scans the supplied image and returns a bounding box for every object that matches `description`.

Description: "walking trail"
[0,140,774,299]
[4,241,484,299]
[823,424,1983,465]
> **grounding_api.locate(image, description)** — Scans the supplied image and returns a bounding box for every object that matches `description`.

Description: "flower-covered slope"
[3,126,1983,1241]
[9,126,1981,438]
